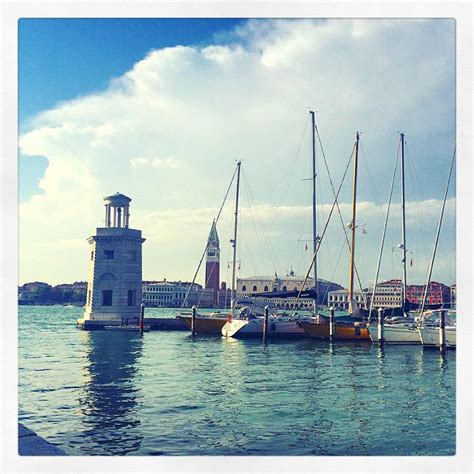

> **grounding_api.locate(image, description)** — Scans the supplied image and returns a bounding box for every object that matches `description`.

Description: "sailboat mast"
[348,132,360,302]
[310,110,318,312]
[230,161,242,311]
[400,133,407,314]
[420,147,456,314]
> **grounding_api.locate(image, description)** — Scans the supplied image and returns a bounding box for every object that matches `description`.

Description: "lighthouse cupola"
[104,192,132,228]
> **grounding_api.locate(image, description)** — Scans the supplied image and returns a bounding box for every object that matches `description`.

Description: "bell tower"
[78,192,145,329]
[205,220,220,306]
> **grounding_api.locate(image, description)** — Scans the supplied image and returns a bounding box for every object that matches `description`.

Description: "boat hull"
[368,325,421,344]
[418,326,456,348]
[179,315,229,335]
[221,319,307,338]
[301,321,370,340]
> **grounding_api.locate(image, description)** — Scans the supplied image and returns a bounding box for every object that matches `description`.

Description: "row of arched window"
[241,285,297,293]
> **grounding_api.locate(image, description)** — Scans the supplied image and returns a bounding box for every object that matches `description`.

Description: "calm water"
[18,306,455,456]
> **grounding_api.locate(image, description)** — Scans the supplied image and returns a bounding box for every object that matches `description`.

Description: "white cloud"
[19,19,455,286]
[130,156,149,168]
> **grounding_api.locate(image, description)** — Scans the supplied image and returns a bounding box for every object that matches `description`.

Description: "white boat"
[418,310,456,348]
[418,325,456,348]
[221,314,309,338]
[369,321,421,344]
[368,317,421,344]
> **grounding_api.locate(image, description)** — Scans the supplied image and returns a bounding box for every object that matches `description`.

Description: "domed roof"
[103,192,131,206]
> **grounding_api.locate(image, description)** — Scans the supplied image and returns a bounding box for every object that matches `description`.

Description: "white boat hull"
[418,326,456,348]
[221,319,307,337]
[368,324,421,344]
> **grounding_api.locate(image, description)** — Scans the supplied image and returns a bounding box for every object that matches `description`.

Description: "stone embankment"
[18,423,68,456]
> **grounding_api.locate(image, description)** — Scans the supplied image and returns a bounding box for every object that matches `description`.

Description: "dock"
[144,317,188,330]
[77,317,188,331]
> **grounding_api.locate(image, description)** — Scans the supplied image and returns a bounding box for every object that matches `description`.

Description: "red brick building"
[365,279,451,308]
[205,220,220,305]
[405,281,451,306]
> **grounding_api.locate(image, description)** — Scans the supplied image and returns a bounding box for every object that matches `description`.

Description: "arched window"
[294,287,298,292]
[242,285,247,292]
[283,286,287,291]
[253,285,257,292]
[264,285,269,292]
[272,287,277,292]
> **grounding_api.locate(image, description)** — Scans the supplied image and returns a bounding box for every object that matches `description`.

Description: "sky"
[18,18,456,288]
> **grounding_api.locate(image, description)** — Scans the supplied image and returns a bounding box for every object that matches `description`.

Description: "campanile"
[205,220,220,305]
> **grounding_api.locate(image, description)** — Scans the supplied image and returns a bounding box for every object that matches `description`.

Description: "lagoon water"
[19,306,455,456]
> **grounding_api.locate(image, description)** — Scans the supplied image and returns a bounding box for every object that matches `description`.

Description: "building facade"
[327,279,452,311]
[81,192,145,326]
[450,284,456,309]
[236,273,342,309]
[327,289,367,310]
[405,281,451,307]
[143,281,215,308]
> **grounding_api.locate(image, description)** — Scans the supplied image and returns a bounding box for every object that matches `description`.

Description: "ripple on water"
[18,306,456,456]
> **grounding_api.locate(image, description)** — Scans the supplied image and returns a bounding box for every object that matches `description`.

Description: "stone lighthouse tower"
[205,220,220,306]
[78,192,145,329]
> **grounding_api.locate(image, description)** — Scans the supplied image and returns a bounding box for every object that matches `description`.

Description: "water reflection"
[77,331,144,455]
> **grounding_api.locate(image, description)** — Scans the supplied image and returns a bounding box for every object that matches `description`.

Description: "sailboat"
[368,133,421,344]
[418,147,456,348]
[221,111,321,338]
[177,161,242,334]
[369,139,456,345]
[301,131,371,340]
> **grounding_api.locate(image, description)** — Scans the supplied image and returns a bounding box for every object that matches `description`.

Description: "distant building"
[18,282,52,305]
[405,281,451,307]
[236,273,342,309]
[80,192,145,327]
[143,280,214,308]
[327,279,452,311]
[19,281,51,292]
[52,281,87,304]
[327,289,367,310]
[367,279,403,308]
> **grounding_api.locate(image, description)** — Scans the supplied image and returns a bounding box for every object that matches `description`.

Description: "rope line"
[181,165,238,310]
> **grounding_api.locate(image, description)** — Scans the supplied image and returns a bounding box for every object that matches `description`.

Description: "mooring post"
[263,305,269,339]
[329,306,335,341]
[139,302,145,337]
[439,308,446,352]
[377,307,384,345]
[191,305,197,336]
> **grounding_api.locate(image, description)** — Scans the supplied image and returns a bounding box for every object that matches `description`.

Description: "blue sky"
[18,18,456,286]
[19,18,244,201]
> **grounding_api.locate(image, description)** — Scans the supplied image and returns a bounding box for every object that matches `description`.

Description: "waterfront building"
[405,281,451,306]
[53,281,87,298]
[366,279,403,308]
[18,281,52,305]
[205,220,220,305]
[236,273,342,309]
[143,280,214,308]
[327,279,452,311]
[327,289,367,310]
[79,192,145,327]
[19,281,51,292]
